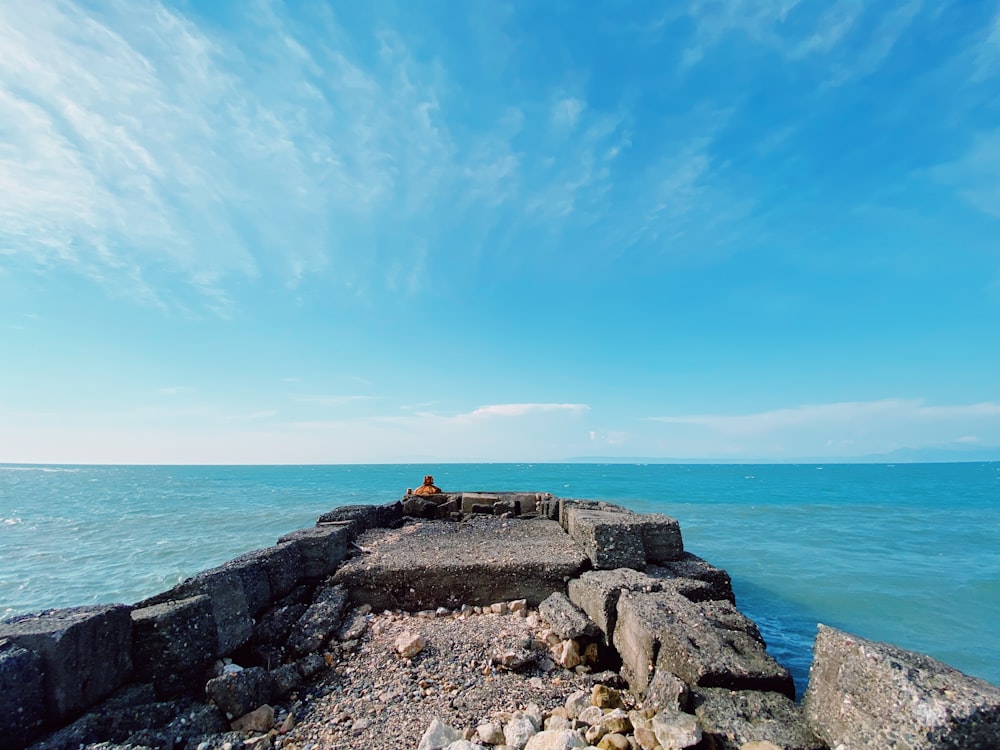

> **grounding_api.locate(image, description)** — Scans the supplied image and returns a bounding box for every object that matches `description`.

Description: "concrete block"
[693,688,825,750]
[316,501,403,537]
[131,594,215,696]
[0,637,45,747]
[637,513,684,562]
[0,605,133,724]
[461,493,500,514]
[647,552,734,602]
[804,624,1000,750]
[231,543,303,602]
[277,523,350,578]
[538,592,601,641]
[614,591,793,698]
[287,583,349,656]
[565,508,646,569]
[567,569,654,639]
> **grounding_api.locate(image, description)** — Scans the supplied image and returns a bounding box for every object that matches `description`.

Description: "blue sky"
[1,0,999,464]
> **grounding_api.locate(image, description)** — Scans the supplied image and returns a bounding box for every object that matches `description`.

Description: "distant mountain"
[562,446,1000,465]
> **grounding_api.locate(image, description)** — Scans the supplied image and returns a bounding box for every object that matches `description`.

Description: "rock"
[523,729,588,750]
[130,595,216,697]
[491,602,509,615]
[597,733,629,750]
[539,592,602,641]
[644,668,689,713]
[269,663,301,697]
[396,631,426,658]
[652,709,702,750]
[692,688,823,750]
[599,708,632,735]
[565,689,590,719]
[505,712,540,748]
[478,721,506,744]
[231,704,274,733]
[634,726,659,750]
[804,624,1000,750]
[591,684,625,709]
[554,639,581,669]
[205,667,273,718]
[280,712,296,733]
[286,583,349,656]
[445,741,488,750]
[740,742,783,750]
[510,599,528,613]
[419,718,462,750]
[577,705,604,726]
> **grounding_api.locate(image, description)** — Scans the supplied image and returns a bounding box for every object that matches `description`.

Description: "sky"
[1,0,999,464]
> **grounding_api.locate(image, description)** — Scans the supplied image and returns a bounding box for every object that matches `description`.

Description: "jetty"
[2,491,999,749]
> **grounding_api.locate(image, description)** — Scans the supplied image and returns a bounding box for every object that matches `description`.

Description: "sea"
[1,462,998,697]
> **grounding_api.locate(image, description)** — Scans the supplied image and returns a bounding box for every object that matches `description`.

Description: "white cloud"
[464,403,591,419]
[552,97,586,130]
[929,130,1000,218]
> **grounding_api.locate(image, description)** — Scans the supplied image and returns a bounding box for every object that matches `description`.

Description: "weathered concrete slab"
[0,605,133,725]
[538,592,601,641]
[131,594,215,696]
[277,523,350,579]
[567,568,655,640]
[637,513,684,563]
[804,624,1000,750]
[565,508,646,569]
[614,590,794,699]
[230,544,303,601]
[460,493,500,514]
[333,516,589,610]
[692,688,825,750]
[316,501,403,537]
[286,583,349,656]
[647,552,734,602]
[0,637,45,747]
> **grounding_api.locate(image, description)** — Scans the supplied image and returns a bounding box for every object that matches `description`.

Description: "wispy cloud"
[294,395,376,408]
[929,130,1000,218]
[464,403,591,419]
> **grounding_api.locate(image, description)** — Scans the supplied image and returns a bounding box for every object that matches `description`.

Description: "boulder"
[0,605,133,725]
[647,552,734,602]
[316,501,403,537]
[804,624,1000,749]
[692,688,824,750]
[205,666,273,719]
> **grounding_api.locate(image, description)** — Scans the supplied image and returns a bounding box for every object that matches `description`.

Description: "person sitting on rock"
[412,475,441,495]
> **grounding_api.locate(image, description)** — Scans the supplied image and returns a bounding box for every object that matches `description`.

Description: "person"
[412,474,442,495]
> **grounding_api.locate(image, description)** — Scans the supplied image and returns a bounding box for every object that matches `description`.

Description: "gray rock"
[269,663,302,697]
[233,544,303,600]
[643,668,689,713]
[0,604,133,725]
[567,568,654,640]
[692,688,824,750]
[130,594,215,696]
[523,729,587,749]
[0,637,45,747]
[286,583,348,656]
[636,514,684,563]
[647,552,734,602]
[651,709,701,749]
[804,624,1000,749]
[419,718,462,750]
[316,501,403,537]
[205,666,273,719]
[539,592,602,641]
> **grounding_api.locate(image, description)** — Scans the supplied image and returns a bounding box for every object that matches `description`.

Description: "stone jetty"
[1,490,998,750]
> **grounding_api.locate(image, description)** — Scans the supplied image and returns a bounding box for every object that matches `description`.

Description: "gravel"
[277,606,603,749]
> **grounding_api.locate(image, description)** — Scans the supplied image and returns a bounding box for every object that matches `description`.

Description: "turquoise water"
[1,462,998,696]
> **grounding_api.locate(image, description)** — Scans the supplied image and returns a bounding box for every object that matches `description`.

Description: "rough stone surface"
[651,709,702,749]
[0,605,133,725]
[276,524,350,579]
[418,718,462,750]
[333,517,589,610]
[286,583,348,656]
[130,594,215,696]
[232,544,303,600]
[524,729,588,749]
[567,568,656,641]
[565,508,646,570]
[204,666,273,719]
[692,688,824,750]
[0,637,46,747]
[140,565,253,656]
[647,552,734,602]
[316,501,403,537]
[635,514,684,563]
[538,592,602,641]
[643,668,689,713]
[614,590,793,698]
[804,624,1000,750]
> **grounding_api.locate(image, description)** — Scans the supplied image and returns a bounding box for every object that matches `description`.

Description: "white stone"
[419,719,462,750]
[477,721,505,745]
[565,689,590,719]
[523,703,544,730]
[505,713,539,749]
[395,631,426,658]
[509,599,528,613]
[577,705,604,726]
[555,640,581,669]
[445,742,488,750]
[652,709,702,750]
[491,602,508,615]
[523,729,588,750]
